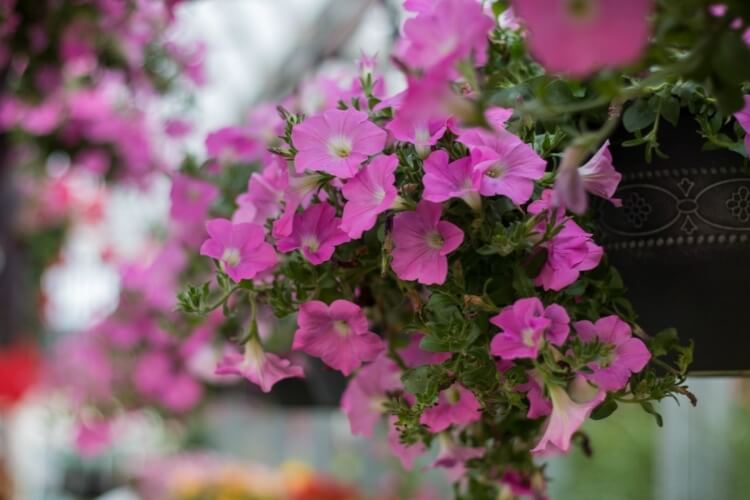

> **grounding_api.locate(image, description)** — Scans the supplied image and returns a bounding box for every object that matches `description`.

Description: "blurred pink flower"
[291,108,386,178]
[399,333,451,368]
[490,297,569,360]
[553,141,622,214]
[531,375,605,455]
[234,155,288,225]
[387,415,426,470]
[293,299,384,375]
[422,149,482,211]
[432,433,484,482]
[341,354,401,437]
[735,95,750,153]
[75,419,112,458]
[419,383,481,433]
[391,201,464,285]
[513,0,653,77]
[340,154,399,239]
[170,174,218,224]
[121,243,186,311]
[460,128,546,205]
[200,219,277,282]
[215,339,304,393]
[573,316,650,391]
[205,126,262,163]
[515,371,552,418]
[276,203,350,265]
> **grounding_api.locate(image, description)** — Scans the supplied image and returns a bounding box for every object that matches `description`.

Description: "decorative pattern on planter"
[597,166,750,250]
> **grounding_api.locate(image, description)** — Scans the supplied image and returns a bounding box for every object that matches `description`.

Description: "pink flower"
[735,95,750,154]
[515,371,552,418]
[387,416,426,470]
[271,172,323,239]
[528,192,603,291]
[459,128,546,205]
[399,333,451,368]
[341,354,401,437]
[553,141,622,214]
[419,383,481,432]
[215,339,304,393]
[74,419,112,458]
[291,108,386,178]
[391,201,464,285]
[490,298,570,360]
[170,174,218,223]
[160,373,203,412]
[121,243,186,311]
[513,0,654,77]
[205,126,262,163]
[234,155,287,224]
[499,470,541,499]
[573,316,651,391]
[200,218,277,283]
[531,375,605,455]
[422,149,482,211]
[293,299,385,375]
[386,115,450,153]
[340,154,399,239]
[432,433,485,482]
[397,0,494,72]
[276,203,351,265]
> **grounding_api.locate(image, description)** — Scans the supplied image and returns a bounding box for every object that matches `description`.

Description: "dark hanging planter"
[597,115,749,373]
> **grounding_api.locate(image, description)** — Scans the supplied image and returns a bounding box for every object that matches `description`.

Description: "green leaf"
[590,399,618,420]
[623,100,657,132]
[660,96,681,127]
[648,328,679,357]
[641,401,664,427]
[713,31,750,85]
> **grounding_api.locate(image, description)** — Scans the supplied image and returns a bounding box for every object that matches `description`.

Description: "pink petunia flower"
[170,174,218,224]
[419,383,482,433]
[422,149,482,211]
[432,433,485,482]
[399,333,452,368]
[459,128,546,205]
[291,108,386,178]
[528,191,603,291]
[340,154,400,239]
[205,126,263,163]
[513,0,653,77]
[215,338,304,393]
[391,201,464,285]
[490,297,570,360]
[397,0,494,73]
[573,316,651,391]
[387,415,426,470]
[553,141,622,214]
[293,299,385,375]
[271,171,324,239]
[515,370,553,419]
[531,375,605,455]
[74,419,112,458]
[276,203,351,265]
[234,155,288,225]
[386,115,450,156]
[200,218,278,283]
[340,354,401,437]
[735,95,750,154]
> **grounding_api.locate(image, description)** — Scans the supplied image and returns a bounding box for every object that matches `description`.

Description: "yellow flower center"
[221,247,241,267]
[328,135,353,158]
[426,231,445,250]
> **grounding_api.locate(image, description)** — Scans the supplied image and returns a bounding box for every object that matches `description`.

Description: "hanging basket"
[598,116,750,373]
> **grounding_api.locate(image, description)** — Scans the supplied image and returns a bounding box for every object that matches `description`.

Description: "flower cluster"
[177,0,749,497]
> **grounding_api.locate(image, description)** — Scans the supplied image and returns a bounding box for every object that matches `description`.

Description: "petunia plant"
[179,0,750,498]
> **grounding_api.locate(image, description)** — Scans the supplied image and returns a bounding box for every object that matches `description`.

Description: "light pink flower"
[160,373,203,413]
[121,243,186,311]
[573,316,651,391]
[205,126,262,163]
[432,433,485,482]
[74,419,112,458]
[735,95,750,154]
[386,115,450,153]
[397,0,494,72]
[234,155,287,224]
[170,174,218,223]
[276,203,351,265]
[387,415,426,470]
[391,201,464,285]
[490,297,569,360]
[513,0,654,77]
[215,339,304,393]
[399,333,452,368]
[271,172,323,239]
[459,128,546,205]
[291,108,386,178]
[340,154,399,239]
[422,149,482,211]
[341,354,401,437]
[293,299,385,375]
[531,375,605,455]
[200,219,277,283]
[553,141,622,214]
[419,383,481,432]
